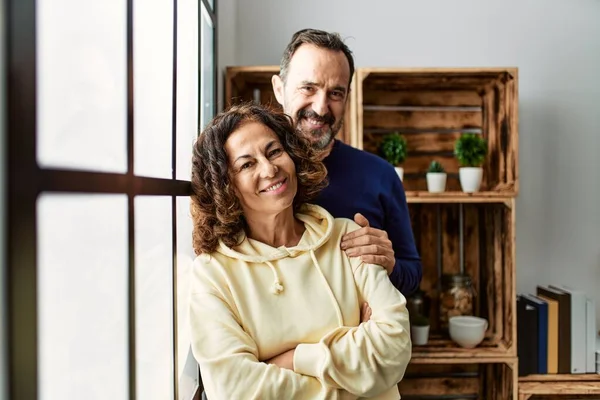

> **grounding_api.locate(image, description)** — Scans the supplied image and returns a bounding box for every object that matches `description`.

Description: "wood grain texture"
[363,109,483,130]
[362,89,482,107]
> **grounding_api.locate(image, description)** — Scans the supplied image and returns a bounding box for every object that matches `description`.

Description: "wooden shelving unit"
[355,67,519,399]
[518,374,600,399]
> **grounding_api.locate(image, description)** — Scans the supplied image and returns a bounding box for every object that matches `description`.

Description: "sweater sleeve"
[383,171,423,296]
[293,260,412,397]
[189,263,343,400]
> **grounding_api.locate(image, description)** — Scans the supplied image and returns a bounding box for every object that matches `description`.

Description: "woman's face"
[225,121,297,219]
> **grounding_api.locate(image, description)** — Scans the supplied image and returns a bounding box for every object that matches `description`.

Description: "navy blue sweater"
[314,140,422,296]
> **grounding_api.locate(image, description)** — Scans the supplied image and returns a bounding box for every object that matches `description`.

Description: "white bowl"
[449,316,488,349]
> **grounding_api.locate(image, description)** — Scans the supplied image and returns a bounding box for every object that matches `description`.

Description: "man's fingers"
[342,231,389,250]
[353,213,370,228]
[360,254,391,267]
[345,243,394,257]
[343,226,388,242]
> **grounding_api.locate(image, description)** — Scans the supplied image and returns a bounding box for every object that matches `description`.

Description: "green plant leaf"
[454,133,487,167]
[379,133,408,166]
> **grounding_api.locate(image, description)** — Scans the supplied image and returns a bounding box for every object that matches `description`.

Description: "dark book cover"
[517,295,539,376]
[522,294,549,374]
[536,285,571,373]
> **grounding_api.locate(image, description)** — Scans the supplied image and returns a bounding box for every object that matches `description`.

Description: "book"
[522,294,548,374]
[536,285,571,373]
[550,285,587,374]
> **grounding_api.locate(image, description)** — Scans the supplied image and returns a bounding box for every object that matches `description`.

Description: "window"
[5,0,217,399]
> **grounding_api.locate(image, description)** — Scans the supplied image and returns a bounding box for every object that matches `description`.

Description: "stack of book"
[517,285,597,376]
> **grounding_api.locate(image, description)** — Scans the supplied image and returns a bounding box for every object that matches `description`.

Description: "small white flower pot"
[411,325,430,346]
[394,166,404,181]
[459,167,483,193]
[426,172,447,193]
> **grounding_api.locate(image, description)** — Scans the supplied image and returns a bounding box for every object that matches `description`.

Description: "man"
[272,28,422,295]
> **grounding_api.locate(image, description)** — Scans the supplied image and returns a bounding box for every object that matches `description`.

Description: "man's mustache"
[297,109,335,126]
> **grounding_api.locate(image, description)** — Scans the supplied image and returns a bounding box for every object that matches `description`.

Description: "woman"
[189,103,411,400]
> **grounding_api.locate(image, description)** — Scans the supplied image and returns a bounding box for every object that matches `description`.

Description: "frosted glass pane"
[135,196,174,400]
[37,1,127,173]
[134,0,173,179]
[176,196,198,398]
[176,0,199,181]
[200,5,214,130]
[38,194,128,400]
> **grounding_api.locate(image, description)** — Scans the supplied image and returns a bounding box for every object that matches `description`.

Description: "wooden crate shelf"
[224,66,357,146]
[406,192,514,208]
[518,374,600,400]
[355,67,519,196]
[408,202,516,359]
[399,359,517,399]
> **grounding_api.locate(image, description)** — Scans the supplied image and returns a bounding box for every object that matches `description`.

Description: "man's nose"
[311,91,329,117]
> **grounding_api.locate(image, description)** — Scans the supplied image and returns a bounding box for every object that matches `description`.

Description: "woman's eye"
[268,148,283,157]
[240,162,252,170]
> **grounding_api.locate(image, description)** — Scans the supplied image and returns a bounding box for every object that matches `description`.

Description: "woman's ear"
[272,74,285,107]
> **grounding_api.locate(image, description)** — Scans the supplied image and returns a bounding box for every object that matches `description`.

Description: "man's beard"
[296,109,342,150]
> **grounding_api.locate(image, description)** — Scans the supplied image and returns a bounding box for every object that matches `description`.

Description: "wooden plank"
[509,73,519,194]
[398,376,479,396]
[406,363,479,374]
[463,204,481,316]
[483,207,495,335]
[519,382,600,396]
[482,89,496,191]
[362,90,482,107]
[519,375,600,383]
[363,109,482,130]
[418,205,439,332]
[363,131,463,153]
[493,207,504,342]
[439,205,460,331]
[504,202,516,352]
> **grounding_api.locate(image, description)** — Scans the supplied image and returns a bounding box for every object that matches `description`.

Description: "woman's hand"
[265,349,295,370]
[360,302,372,323]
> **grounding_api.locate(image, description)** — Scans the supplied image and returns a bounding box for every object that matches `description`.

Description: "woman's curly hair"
[191,103,329,255]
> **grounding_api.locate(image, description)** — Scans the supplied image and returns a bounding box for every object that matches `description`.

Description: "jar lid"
[441,273,472,285]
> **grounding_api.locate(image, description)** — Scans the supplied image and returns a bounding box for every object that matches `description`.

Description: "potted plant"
[379,132,408,181]
[426,160,447,193]
[454,133,487,193]
[410,313,430,346]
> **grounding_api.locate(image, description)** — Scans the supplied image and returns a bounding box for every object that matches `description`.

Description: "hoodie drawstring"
[265,261,284,295]
[310,250,344,326]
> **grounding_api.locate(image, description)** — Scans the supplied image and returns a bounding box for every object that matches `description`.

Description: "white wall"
[220,0,600,323]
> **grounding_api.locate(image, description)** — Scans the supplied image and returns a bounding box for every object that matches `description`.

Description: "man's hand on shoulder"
[341,213,395,275]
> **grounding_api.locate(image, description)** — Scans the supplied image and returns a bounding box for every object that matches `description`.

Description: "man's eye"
[300,86,314,93]
[330,91,344,99]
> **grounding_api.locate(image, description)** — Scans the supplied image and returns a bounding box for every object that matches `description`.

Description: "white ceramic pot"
[411,325,430,346]
[394,166,404,181]
[459,167,483,193]
[426,172,447,193]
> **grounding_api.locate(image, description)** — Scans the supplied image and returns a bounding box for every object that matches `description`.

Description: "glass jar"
[439,273,476,331]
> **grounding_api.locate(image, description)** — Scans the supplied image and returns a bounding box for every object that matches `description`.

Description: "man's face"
[272,44,350,151]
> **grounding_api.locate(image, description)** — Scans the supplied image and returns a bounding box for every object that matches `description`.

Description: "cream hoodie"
[189,204,411,400]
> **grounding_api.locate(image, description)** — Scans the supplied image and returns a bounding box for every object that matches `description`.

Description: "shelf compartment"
[408,203,516,357]
[518,374,600,399]
[355,67,518,195]
[398,359,517,399]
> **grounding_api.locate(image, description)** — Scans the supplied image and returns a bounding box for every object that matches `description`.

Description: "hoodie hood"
[215,204,335,296]
[216,203,333,262]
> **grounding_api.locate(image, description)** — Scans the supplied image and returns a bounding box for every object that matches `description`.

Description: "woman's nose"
[258,159,278,178]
